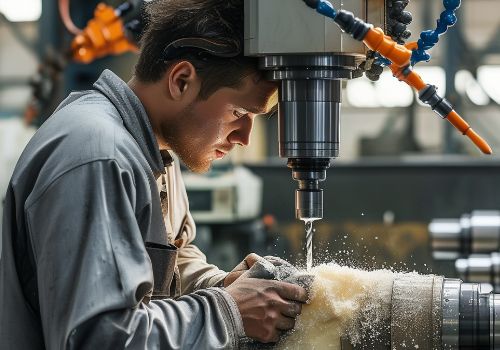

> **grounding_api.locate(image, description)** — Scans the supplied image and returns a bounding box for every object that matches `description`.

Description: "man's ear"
[167,61,199,101]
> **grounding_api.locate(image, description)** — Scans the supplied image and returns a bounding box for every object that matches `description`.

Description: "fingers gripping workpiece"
[243,256,314,292]
[303,0,492,155]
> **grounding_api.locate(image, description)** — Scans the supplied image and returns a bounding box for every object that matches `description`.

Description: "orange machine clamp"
[71,3,138,64]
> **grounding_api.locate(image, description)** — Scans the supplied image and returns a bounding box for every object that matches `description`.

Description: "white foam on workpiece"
[278,264,418,350]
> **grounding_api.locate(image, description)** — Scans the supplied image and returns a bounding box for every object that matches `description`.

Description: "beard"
[175,146,212,173]
[159,102,214,173]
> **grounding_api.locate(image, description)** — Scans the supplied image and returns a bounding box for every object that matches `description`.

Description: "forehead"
[226,74,278,114]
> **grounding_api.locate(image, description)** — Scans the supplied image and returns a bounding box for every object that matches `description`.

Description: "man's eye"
[233,110,246,119]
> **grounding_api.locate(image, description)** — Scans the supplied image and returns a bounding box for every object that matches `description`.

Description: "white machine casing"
[183,166,263,224]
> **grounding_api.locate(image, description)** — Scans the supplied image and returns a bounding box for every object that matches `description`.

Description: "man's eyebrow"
[240,90,279,115]
[243,106,268,114]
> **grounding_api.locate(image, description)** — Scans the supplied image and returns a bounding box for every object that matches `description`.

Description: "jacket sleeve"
[171,160,228,293]
[177,219,228,293]
[26,160,244,350]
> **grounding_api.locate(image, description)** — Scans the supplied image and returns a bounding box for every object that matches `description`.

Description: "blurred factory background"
[1,0,500,289]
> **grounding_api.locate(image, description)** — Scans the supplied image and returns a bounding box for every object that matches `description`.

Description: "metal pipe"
[430,211,500,260]
[456,253,500,292]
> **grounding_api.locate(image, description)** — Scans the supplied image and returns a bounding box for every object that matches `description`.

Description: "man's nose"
[228,116,254,146]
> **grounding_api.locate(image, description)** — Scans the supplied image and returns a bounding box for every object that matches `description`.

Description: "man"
[0,0,308,349]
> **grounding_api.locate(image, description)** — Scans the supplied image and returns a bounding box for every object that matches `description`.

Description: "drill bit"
[305,220,314,272]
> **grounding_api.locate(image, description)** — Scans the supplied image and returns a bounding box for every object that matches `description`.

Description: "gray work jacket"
[0,70,244,349]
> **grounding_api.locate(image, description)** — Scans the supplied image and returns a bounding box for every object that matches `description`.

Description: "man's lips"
[214,145,234,159]
[215,150,226,159]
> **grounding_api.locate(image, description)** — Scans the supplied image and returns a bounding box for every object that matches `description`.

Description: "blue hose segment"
[316,0,337,19]
[411,0,461,65]
[375,55,392,67]
[444,0,461,10]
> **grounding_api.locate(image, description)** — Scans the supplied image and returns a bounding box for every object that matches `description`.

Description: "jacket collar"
[93,69,172,176]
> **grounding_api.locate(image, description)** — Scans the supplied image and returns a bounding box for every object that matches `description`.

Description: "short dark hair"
[135,0,261,99]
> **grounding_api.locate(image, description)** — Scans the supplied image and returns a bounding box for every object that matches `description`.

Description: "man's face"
[161,74,278,173]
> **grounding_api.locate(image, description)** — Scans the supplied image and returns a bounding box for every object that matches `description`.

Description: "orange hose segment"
[383,45,492,155]
[447,110,470,134]
[404,42,419,50]
[363,28,384,51]
[363,28,412,67]
[391,65,427,91]
[405,71,427,91]
[447,111,492,154]
[466,129,493,155]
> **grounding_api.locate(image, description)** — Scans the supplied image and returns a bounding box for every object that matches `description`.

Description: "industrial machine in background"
[430,210,500,259]
[431,210,500,293]
[24,0,149,125]
[184,166,263,224]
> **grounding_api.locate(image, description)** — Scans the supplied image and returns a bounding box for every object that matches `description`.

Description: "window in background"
[0,0,41,22]
[455,70,490,106]
[347,66,449,109]
[478,66,500,105]
[346,71,413,108]
[375,71,413,108]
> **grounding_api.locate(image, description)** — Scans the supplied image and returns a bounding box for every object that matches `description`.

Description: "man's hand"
[224,254,301,287]
[223,253,261,287]
[225,277,308,343]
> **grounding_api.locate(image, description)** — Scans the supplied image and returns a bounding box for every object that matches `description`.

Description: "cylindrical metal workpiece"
[442,279,461,348]
[492,294,500,348]
[458,282,490,348]
[344,277,500,349]
[391,275,443,349]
